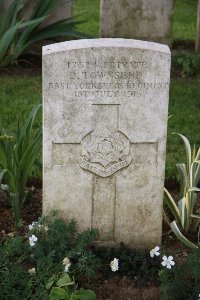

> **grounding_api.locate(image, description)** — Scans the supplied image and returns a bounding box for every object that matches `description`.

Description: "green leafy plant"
[0,104,42,225]
[0,215,98,299]
[0,0,89,67]
[159,248,200,300]
[0,235,50,299]
[164,134,200,249]
[29,214,100,280]
[46,273,96,300]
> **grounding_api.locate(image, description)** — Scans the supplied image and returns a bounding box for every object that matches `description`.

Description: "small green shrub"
[0,215,98,299]
[160,248,200,300]
[30,214,100,280]
[0,235,49,299]
[173,52,200,78]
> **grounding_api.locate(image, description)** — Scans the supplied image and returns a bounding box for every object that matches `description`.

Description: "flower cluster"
[29,234,38,246]
[28,221,48,232]
[110,258,119,272]
[150,246,175,269]
[63,257,71,273]
[28,267,36,275]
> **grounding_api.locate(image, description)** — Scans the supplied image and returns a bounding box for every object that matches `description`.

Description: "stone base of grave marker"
[43,39,171,249]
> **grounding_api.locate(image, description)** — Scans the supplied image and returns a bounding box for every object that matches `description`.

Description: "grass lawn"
[0,76,42,132]
[166,78,200,181]
[173,0,197,41]
[74,0,100,37]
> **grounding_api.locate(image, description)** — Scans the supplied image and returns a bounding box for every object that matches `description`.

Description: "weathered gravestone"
[100,0,173,45]
[43,39,171,249]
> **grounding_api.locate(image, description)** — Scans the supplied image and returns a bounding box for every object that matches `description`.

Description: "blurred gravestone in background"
[0,0,72,27]
[100,0,173,45]
[195,0,200,52]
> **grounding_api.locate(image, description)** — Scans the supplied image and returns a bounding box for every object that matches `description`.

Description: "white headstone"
[100,0,173,45]
[43,39,171,249]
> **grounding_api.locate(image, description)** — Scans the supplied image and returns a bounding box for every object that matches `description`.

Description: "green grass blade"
[1,168,16,192]
[0,142,7,168]
[17,130,42,193]
[0,169,7,183]
[16,104,41,152]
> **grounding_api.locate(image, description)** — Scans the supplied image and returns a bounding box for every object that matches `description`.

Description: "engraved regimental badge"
[79,131,132,177]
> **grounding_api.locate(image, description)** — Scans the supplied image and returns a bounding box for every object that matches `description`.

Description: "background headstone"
[0,0,72,27]
[43,39,171,249]
[195,0,200,52]
[100,0,173,45]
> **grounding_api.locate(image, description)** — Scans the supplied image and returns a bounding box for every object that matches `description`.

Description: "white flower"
[63,257,71,273]
[63,257,70,266]
[28,221,37,230]
[150,246,160,258]
[28,268,36,275]
[29,234,38,246]
[30,186,35,192]
[110,258,119,272]
[64,263,71,273]
[161,255,175,269]
[28,224,34,230]
[7,232,14,238]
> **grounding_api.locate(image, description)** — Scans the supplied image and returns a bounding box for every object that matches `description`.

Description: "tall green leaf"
[170,221,198,249]
[164,188,181,225]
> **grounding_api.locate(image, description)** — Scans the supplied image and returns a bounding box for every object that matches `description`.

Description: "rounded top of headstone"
[43,38,170,55]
